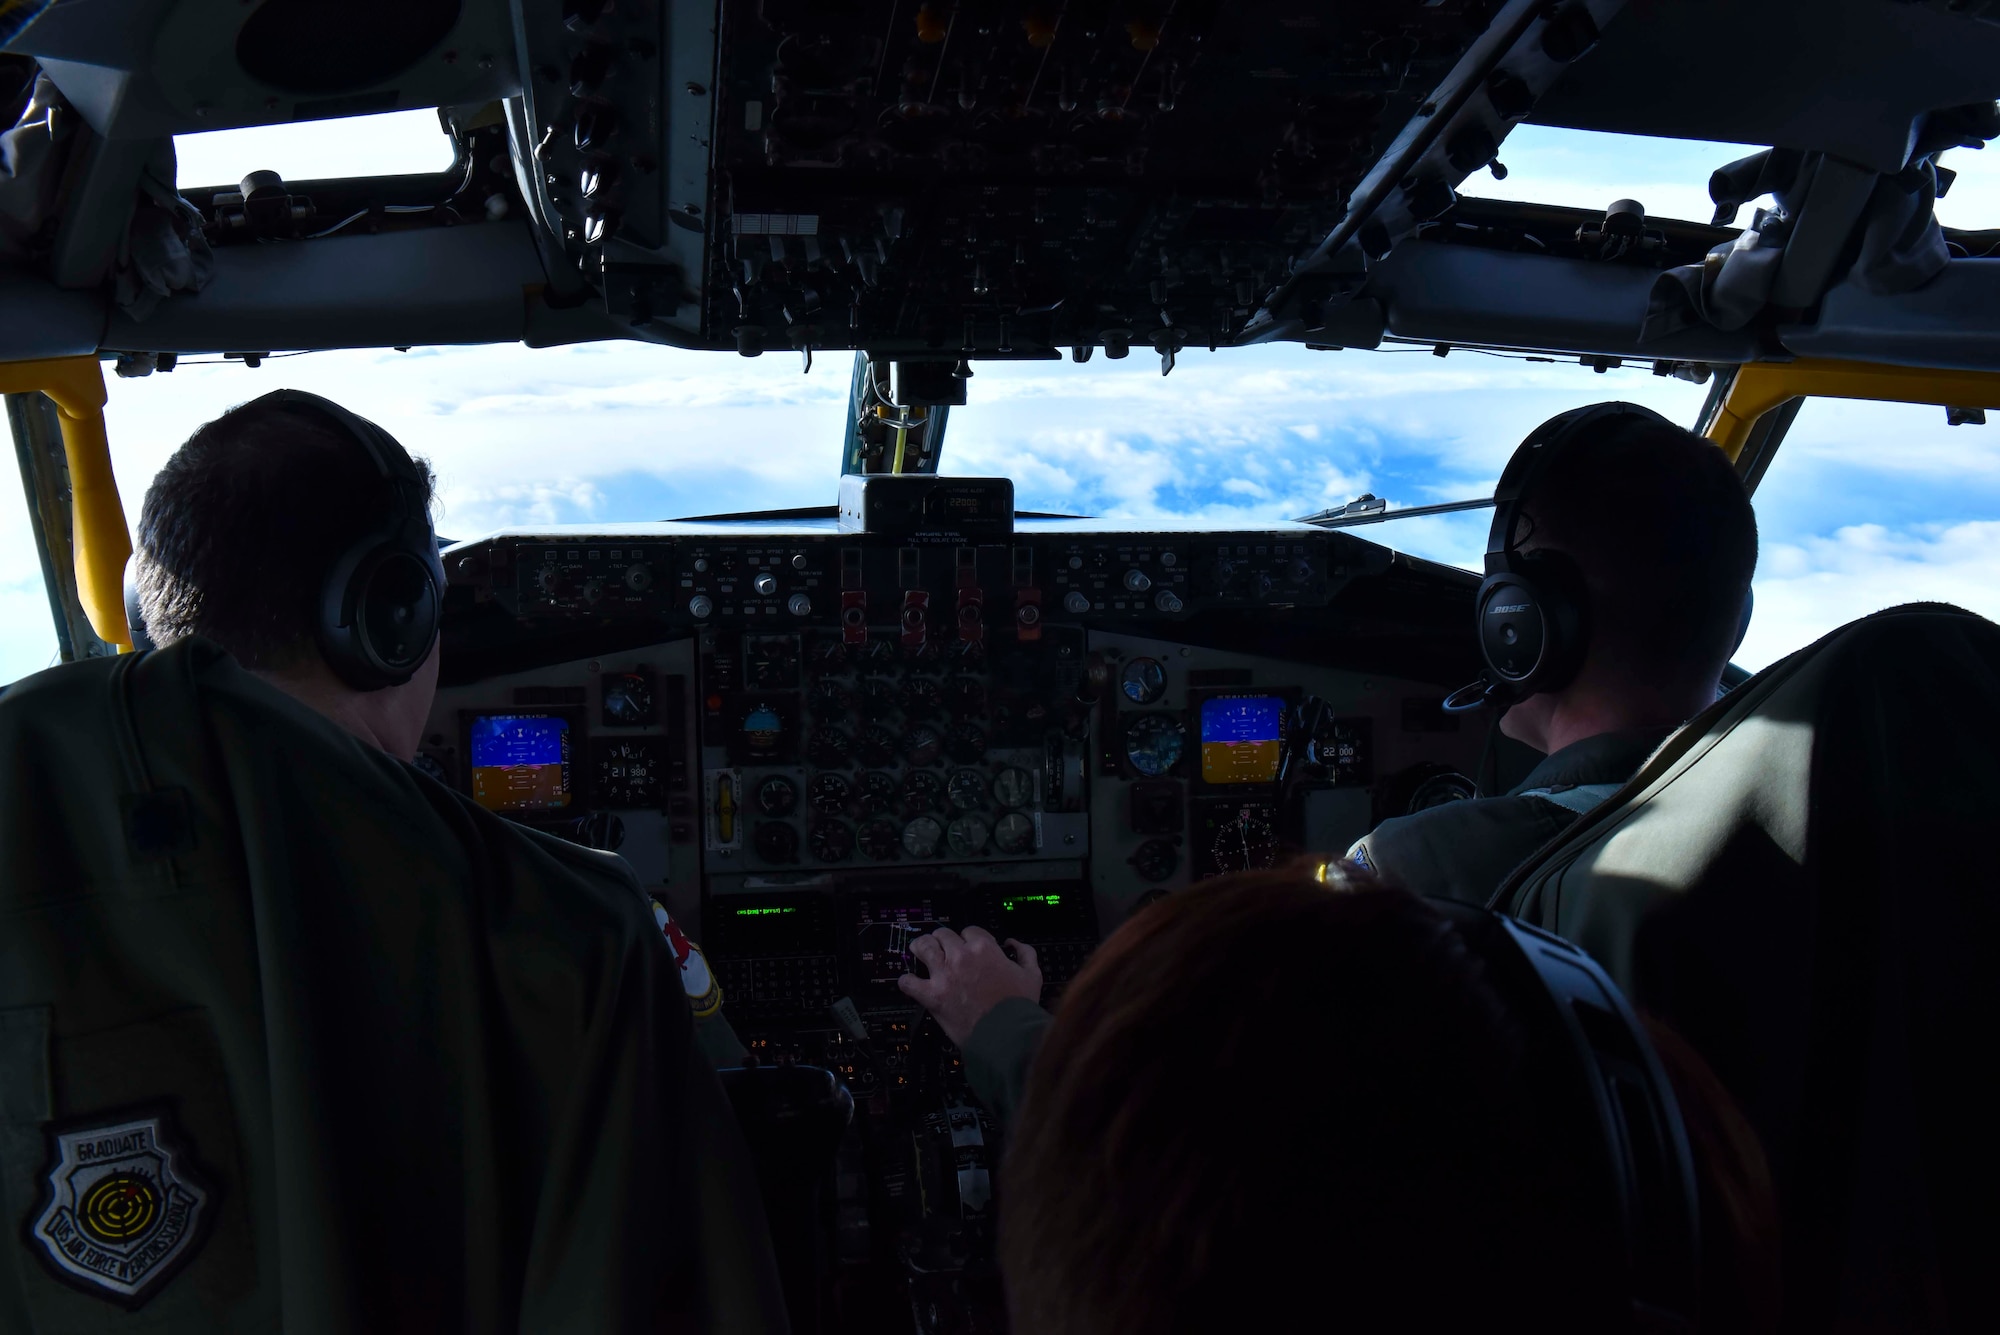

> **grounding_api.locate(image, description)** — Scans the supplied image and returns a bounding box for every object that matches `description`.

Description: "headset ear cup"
[317,524,441,690]
[1476,551,1588,698]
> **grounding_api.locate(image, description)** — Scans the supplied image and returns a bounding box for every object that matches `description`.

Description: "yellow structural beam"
[0,356,132,649]
[1707,358,2000,461]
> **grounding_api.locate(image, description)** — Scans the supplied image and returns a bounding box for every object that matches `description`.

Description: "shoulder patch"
[28,1109,212,1308]
[652,898,723,1018]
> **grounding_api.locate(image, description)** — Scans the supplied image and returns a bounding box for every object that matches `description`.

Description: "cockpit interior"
[6,1,2000,1330]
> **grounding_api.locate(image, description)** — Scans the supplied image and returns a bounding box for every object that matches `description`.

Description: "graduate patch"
[28,1111,210,1307]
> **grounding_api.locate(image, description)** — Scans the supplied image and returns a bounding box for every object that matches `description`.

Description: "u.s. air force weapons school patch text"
[28,1112,211,1307]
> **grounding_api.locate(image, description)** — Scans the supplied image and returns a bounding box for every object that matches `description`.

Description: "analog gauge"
[898,677,943,716]
[901,815,945,859]
[860,679,899,718]
[945,638,986,670]
[807,725,853,769]
[753,821,800,864]
[947,768,989,812]
[994,811,1036,855]
[809,679,852,718]
[1130,838,1179,883]
[857,724,900,768]
[862,638,899,672]
[1120,657,1167,705]
[601,671,657,726]
[809,638,850,674]
[857,818,901,860]
[1124,713,1187,777]
[902,724,944,768]
[946,815,990,859]
[947,722,987,764]
[808,773,852,816]
[946,678,986,716]
[755,774,798,817]
[858,771,900,815]
[1210,811,1277,873]
[593,739,664,807]
[1409,772,1476,813]
[991,765,1035,810]
[901,770,945,816]
[808,819,854,863]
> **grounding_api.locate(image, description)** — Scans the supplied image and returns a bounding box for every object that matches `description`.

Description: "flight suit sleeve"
[651,898,748,1067]
[960,997,1054,1130]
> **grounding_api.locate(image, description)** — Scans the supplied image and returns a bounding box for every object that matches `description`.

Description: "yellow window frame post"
[1705,357,2000,462]
[0,355,133,649]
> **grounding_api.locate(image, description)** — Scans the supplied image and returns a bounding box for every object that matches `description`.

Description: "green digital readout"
[1000,893,1062,912]
[733,906,796,916]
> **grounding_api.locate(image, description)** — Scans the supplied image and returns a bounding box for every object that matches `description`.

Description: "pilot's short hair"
[1523,413,1758,679]
[135,393,435,672]
[1000,864,1589,1332]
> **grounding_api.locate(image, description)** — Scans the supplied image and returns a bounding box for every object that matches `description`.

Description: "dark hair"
[1000,864,1586,1333]
[135,393,435,671]
[1525,415,1758,681]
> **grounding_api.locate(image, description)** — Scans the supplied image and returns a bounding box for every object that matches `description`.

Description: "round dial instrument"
[1210,811,1277,873]
[898,678,942,716]
[755,774,798,816]
[994,812,1036,855]
[946,677,986,716]
[601,672,657,725]
[808,819,854,862]
[1408,772,1476,813]
[991,765,1035,810]
[1130,838,1179,882]
[901,816,945,859]
[946,815,990,859]
[857,818,901,860]
[593,740,662,807]
[902,724,944,768]
[901,770,945,816]
[857,725,900,768]
[1124,713,1187,777]
[808,680,852,717]
[807,726,853,769]
[859,680,899,718]
[947,722,987,764]
[947,768,988,812]
[753,821,800,864]
[809,639,849,674]
[1120,657,1167,705]
[857,771,900,815]
[807,773,852,816]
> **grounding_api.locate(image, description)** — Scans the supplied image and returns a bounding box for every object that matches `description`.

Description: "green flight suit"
[0,638,786,1333]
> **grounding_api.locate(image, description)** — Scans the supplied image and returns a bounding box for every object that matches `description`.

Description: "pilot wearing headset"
[0,392,783,1330]
[1347,401,1760,905]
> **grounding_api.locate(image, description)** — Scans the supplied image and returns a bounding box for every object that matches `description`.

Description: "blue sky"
[4,120,1999,682]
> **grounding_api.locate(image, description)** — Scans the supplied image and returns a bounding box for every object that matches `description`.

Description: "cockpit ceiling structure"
[6,0,2000,370]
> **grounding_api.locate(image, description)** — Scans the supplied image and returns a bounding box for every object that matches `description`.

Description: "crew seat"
[1493,603,1999,1334]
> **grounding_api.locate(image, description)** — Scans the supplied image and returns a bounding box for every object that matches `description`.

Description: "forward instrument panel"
[425,517,1487,1329]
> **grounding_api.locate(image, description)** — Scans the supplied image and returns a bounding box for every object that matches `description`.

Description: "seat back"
[1497,604,2000,1333]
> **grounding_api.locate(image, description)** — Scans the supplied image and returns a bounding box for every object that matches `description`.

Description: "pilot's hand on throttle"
[897,927,1044,1047]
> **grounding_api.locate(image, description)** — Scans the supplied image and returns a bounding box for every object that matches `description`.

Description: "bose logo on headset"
[1489,603,1532,615]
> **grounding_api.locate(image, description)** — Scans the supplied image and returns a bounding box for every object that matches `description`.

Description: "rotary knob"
[1154,588,1184,613]
[1123,568,1152,592]
[582,577,606,604]
[755,572,778,595]
[687,594,714,619]
[692,557,710,573]
[790,553,808,570]
[788,593,813,617]
[1063,590,1091,615]
[623,562,654,591]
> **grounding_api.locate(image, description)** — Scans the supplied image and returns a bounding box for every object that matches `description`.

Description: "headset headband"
[251,389,429,502]
[1485,402,1675,568]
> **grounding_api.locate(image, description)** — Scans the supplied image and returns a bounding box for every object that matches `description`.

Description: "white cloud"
[1741,520,2000,670]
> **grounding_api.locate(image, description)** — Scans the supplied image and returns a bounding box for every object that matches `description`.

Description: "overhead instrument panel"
[707,0,1511,360]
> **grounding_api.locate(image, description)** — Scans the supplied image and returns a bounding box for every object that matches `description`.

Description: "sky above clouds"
[5,122,1999,683]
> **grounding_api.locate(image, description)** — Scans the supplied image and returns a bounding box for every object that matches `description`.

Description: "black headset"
[249,390,444,691]
[1430,896,1702,1329]
[1448,402,1684,712]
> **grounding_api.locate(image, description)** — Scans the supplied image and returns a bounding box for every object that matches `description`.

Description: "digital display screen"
[469,714,573,812]
[852,898,953,995]
[1199,696,1286,785]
